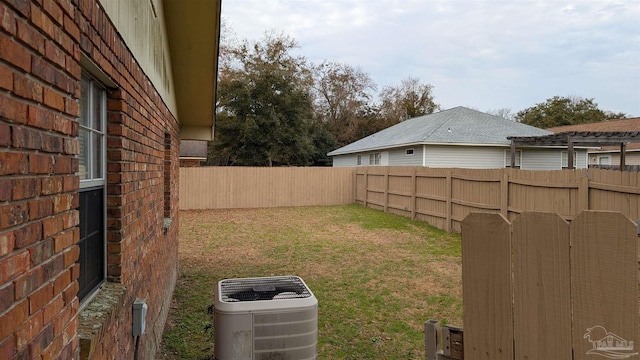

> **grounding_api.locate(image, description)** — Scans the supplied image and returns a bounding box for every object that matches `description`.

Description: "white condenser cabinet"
[214,275,318,360]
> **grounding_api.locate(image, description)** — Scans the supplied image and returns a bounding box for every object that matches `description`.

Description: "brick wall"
[1,1,180,359]
[179,158,203,167]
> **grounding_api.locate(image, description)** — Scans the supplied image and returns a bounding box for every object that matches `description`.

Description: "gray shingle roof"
[327,106,552,156]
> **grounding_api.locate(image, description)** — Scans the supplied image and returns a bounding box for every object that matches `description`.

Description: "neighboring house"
[0,1,220,359]
[328,107,588,170]
[180,140,208,167]
[547,118,640,167]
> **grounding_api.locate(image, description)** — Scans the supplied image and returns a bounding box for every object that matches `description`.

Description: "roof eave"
[164,0,221,141]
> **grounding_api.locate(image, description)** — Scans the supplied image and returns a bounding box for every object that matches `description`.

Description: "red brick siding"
[179,158,204,167]
[0,0,80,358]
[1,0,181,359]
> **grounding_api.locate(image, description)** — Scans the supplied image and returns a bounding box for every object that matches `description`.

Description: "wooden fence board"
[512,212,572,359]
[442,210,639,360]
[179,167,355,209]
[462,213,513,360]
[570,211,639,360]
[355,167,640,234]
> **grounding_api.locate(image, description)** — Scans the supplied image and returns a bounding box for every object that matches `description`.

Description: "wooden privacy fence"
[356,167,640,232]
[426,211,640,360]
[179,166,355,209]
[180,166,640,225]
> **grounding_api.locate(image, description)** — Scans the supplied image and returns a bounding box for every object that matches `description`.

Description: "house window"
[79,77,105,183]
[505,150,522,168]
[78,74,106,302]
[357,155,361,166]
[369,152,381,165]
[597,155,611,165]
[561,151,578,169]
[406,149,414,156]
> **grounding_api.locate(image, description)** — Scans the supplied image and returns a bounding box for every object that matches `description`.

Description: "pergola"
[507,131,640,170]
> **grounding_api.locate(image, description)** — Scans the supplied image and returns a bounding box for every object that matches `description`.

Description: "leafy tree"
[213,33,315,166]
[210,26,445,163]
[515,96,627,128]
[307,121,337,166]
[312,61,377,147]
[603,111,629,121]
[379,77,440,123]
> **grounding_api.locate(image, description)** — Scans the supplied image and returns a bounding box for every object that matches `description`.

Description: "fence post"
[500,172,509,218]
[384,168,389,212]
[425,320,464,360]
[353,168,358,203]
[578,175,589,212]
[425,320,441,360]
[445,170,452,232]
[411,169,417,220]
[364,169,368,208]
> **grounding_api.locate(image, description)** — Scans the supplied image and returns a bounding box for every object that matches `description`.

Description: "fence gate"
[434,211,639,360]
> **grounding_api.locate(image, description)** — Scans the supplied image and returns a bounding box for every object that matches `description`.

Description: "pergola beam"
[508,131,640,147]
[568,138,574,169]
[507,131,639,171]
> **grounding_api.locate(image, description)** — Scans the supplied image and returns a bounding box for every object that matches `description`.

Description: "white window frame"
[356,155,361,166]
[597,155,611,165]
[368,153,381,165]
[406,148,414,156]
[78,73,107,305]
[504,150,522,168]
[79,75,106,189]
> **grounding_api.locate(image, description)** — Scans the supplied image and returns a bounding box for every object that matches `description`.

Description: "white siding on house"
[520,149,588,170]
[425,146,505,168]
[560,149,588,169]
[576,150,588,168]
[388,147,424,166]
[99,0,177,115]
[381,151,389,166]
[332,154,358,167]
[589,151,640,166]
[332,152,387,167]
[333,146,589,169]
[622,152,640,166]
[521,149,561,170]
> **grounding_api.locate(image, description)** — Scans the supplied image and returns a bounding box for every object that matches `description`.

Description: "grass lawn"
[158,204,462,359]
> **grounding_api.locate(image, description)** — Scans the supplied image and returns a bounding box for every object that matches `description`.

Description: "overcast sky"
[221,0,640,118]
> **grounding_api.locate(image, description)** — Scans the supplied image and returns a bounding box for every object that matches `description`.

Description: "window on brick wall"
[78,74,106,302]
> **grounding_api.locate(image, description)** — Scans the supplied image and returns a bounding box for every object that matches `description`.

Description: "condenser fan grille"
[220,276,312,302]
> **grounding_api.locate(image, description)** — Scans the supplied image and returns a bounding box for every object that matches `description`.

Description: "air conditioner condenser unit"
[214,275,318,360]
